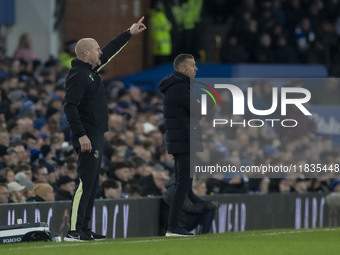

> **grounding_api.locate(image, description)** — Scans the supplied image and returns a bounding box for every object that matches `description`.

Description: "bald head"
[75,38,95,58]
[75,38,102,67]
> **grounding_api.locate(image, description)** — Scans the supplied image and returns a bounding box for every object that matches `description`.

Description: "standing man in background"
[159,54,202,236]
[64,17,146,242]
[150,0,172,66]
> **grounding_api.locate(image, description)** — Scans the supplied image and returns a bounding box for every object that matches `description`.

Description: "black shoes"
[64,230,106,242]
[165,227,195,237]
[64,231,94,242]
[84,230,106,241]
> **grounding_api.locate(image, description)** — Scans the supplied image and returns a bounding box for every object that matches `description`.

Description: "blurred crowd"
[0,0,340,208]
[217,0,340,74]
[150,0,340,75]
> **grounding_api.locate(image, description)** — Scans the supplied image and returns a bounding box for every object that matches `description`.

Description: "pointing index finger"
[137,16,144,24]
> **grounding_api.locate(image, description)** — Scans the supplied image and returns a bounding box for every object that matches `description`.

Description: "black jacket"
[163,175,216,214]
[159,71,202,154]
[55,189,73,201]
[64,31,131,139]
[140,174,163,197]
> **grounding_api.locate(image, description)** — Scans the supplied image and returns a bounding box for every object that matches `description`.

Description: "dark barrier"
[205,194,328,233]
[0,197,161,239]
[0,194,335,239]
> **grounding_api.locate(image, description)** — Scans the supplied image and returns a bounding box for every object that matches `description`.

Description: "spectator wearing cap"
[0,183,9,203]
[30,148,41,167]
[8,181,25,203]
[55,176,75,201]
[33,182,55,201]
[15,172,35,200]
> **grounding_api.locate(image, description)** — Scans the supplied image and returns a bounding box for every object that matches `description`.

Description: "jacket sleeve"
[167,82,202,118]
[96,30,132,72]
[64,72,87,138]
[167,83,191,113]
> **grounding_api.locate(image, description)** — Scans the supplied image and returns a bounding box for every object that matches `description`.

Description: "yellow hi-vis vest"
[171,4,183,29]
[182,0,196,30]
[59,52,74,69]
[150,9,172,56]
[192,0,203,23]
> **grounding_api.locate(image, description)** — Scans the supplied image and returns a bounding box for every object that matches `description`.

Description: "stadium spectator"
[192,178,208,196]
[0,145,13,169]
[15,171,35,201]
[0,183,9,203]
[13,33,39,63]
[253,33,276,63]
[33,182,55,201]
[10,142,30,165]
[7,181,25,203]
[0,167,15,183]
[59,40,77,69]
[127,184,142,197]
[99,179,122,199]
[140,167,169,197]
[15,163,33,181]
[55,175,75,201]
[0,128,10,147]
[221,35,249,63]
[150,0,173,66]
[107,161,134,196]
[33,165,48,183]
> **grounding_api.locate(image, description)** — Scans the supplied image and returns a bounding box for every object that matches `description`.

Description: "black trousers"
[168,152,193,230]
[70,134,104,232]
[183,210,216,234]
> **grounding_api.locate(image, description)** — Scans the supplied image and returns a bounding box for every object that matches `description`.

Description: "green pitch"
[1,228,340,255]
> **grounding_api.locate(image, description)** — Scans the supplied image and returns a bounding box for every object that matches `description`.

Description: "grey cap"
[15,172,34,190]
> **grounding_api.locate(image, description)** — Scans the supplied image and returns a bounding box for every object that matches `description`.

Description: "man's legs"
[65,135,104,241]
[167,153,192,233]
[182,210,215,234]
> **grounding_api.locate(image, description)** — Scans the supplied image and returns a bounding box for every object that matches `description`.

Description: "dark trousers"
[183,210,216,234]
[70,134,104,232]
[168,153,192,230]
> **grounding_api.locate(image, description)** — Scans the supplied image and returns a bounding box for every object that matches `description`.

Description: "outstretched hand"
[129,16,147,35]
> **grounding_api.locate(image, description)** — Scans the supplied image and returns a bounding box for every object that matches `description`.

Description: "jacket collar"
[71,58,93,70]
[174,71,190,83]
